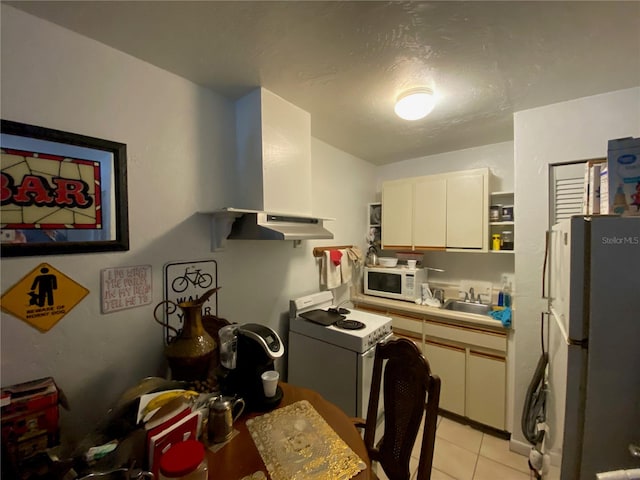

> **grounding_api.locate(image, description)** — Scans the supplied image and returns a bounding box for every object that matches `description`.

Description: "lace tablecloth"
[246,400,366,480]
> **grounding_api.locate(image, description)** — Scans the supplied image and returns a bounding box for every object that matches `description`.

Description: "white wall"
[0,5,376,444]
[376,141,514,192]
[511,87,640,454]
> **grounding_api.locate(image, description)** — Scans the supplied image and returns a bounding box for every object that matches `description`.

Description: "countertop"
[351,293,509,332]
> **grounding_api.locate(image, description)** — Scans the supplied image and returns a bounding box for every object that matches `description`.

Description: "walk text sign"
[0,263,89,332]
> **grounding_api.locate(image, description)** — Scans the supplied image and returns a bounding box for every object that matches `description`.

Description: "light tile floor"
[374,416,561,480]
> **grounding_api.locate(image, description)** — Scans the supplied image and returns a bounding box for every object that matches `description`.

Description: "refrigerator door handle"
[542,230,550,299]
[630,444,640,458]
[567,338,588,348]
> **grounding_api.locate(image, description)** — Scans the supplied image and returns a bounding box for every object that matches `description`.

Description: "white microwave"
[364,266,427,302]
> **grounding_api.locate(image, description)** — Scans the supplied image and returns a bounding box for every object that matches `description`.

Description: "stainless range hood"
[227,210,333,241]
[202,208,334,251]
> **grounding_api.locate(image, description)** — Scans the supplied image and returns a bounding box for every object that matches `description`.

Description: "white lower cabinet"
[409,320,507,430]
[389,311,422,337]
[421,318,507,430]
[423,338,506,430]
[466,350,506,429]
[423,340,466,416]
[353,301,508,431]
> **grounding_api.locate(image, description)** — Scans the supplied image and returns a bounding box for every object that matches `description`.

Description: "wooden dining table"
[205,382,372,479]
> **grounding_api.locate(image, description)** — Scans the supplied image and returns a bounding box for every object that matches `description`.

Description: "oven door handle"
[363,347,376,359]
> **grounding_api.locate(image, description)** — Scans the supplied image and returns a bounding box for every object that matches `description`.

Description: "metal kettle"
[366,246,378,266]
[207,395,245,444]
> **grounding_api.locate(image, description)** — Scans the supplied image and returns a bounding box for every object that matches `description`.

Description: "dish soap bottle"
[503,282,512,308]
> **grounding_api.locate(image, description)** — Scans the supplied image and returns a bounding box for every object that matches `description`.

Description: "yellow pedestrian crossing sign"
[1,263,89,332]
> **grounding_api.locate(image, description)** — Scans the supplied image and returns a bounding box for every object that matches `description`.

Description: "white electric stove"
[288,291,392,418]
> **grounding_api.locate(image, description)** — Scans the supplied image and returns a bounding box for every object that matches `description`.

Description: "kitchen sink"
[441,299,492,316]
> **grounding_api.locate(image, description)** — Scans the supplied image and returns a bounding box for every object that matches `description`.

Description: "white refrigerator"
[546,215,640,479]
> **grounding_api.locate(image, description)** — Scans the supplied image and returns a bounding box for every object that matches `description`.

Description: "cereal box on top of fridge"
[605,137,640,216]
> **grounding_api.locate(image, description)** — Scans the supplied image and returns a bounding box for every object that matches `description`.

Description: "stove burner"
[334,319,365,330]
[328,307,351,315]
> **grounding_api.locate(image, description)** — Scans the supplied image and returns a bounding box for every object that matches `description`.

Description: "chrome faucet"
[432,288,444,303]
[468,287,475,303]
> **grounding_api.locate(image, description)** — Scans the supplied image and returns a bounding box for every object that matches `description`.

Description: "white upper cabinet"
[413,176,447,248]
[446,171,487,249]
[382,168,488,252]
[381,179,413,249]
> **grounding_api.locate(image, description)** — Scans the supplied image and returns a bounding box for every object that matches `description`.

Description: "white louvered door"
[550,162,585,225]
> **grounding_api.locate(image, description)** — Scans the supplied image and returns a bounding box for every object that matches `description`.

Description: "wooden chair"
[355,338,441,480]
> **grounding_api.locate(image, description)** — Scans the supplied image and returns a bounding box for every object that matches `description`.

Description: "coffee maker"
[223,323,284,411]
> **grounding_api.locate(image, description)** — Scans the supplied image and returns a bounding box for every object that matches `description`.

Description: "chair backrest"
[363,338,441,480]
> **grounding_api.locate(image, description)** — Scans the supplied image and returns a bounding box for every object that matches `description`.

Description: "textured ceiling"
[6,1,640,165]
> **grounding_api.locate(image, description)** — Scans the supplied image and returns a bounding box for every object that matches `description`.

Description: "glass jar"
[159,440,208,480]
[490,205,502,222]
[501,231,514,250]
[501,205,514,221]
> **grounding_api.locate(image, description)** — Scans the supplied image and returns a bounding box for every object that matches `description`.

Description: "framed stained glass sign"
[1,120,129,257]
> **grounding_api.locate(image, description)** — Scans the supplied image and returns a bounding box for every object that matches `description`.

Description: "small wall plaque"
[101,265,152,313]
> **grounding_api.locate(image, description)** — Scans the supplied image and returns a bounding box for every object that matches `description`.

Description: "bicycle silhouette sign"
[171,266,213,292]
[163,259,218,343]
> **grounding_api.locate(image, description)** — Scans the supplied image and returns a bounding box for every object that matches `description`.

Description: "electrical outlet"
[501,273,514,287]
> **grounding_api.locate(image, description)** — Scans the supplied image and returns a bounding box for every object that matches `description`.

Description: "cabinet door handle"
[392,313,423,321]
[425,318,507,338]
[425,340,465,353]
[469,350,506,362]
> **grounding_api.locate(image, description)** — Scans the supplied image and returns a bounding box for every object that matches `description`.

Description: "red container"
[159,440,208,479]
[1,377,60,471]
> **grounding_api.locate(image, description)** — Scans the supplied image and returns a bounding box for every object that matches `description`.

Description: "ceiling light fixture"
[394,87,436,121]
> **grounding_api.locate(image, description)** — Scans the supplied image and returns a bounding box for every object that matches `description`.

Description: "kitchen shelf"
[489,191,514,252]
[367,202,382,252]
